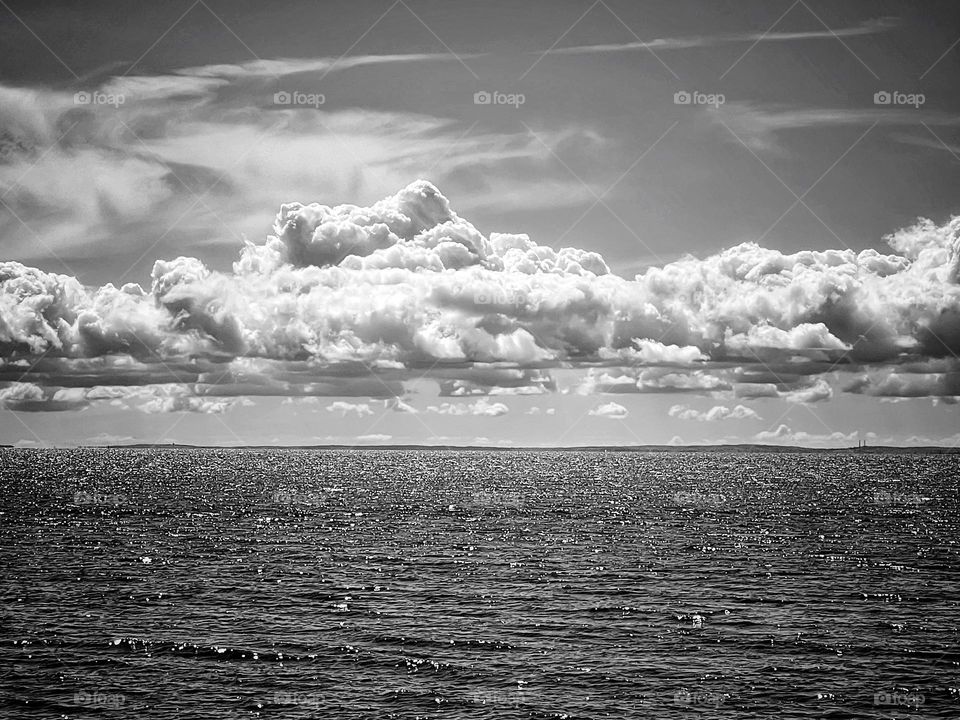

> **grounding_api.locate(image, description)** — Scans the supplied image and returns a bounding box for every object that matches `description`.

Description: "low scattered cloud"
[589,401,629,419]
[668,403,761,421]
[83,433,135,446]
[426,398,510,417]
[356,433,392,443]
[139,394,252,414]
[754,424,858,447]
[526,406,556,415]
[326,401,374,417]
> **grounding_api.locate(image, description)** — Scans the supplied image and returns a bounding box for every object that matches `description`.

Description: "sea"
[0,448,958,719]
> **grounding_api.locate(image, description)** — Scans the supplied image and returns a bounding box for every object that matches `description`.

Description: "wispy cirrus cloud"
[712,102,960,153]
[0,54,604,269]
[544,17,896,55]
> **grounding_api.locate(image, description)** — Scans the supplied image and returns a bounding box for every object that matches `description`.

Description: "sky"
[1,0,959,447]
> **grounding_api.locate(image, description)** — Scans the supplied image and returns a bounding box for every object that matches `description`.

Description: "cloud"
[844,370,960,399]
[589,401,629,419]
[84,433,135,446]
[170,52,481,82]
[0,382,89,411]
[0,57,605,264]
[426,398,510,417]
[668,404,761,421]
[783,378,834,404]
[1,180,959,411]
[356,433,392,443]
[138,393,252,414]
[326,401,374,417]
[714,103,960,153]
[526,406,556,415]
[386,398,419,413]
[754,424,857,447]
[547,17,896,55]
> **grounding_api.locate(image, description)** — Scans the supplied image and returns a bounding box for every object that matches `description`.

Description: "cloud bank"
[1,180,959,412]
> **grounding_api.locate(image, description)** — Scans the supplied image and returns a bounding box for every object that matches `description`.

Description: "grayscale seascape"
[2,449,958,718]
[2,1,960,717]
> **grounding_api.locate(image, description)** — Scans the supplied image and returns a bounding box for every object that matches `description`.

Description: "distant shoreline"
[4,443,959,454]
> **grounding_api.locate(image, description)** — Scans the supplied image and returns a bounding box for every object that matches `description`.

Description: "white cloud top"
[1,181,958,411]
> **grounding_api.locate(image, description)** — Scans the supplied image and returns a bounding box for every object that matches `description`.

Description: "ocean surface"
[0,449,958,719]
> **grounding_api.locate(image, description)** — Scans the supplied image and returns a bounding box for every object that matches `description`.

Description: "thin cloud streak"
[540,16,896,55]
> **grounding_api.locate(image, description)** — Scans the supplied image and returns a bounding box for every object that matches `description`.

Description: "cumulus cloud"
[139,393,252,414]
[668,404,761,421]
[526,406,556,415]
[426,398,510,417]
[1,179,959,412]
[589,402,629,419]
[783,378,834,404]
[754,424,858,447]
[385,398,419,414]
[326,401,375,417]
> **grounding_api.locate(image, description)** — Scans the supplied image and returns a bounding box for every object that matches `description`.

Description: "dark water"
[1,449,958,719]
